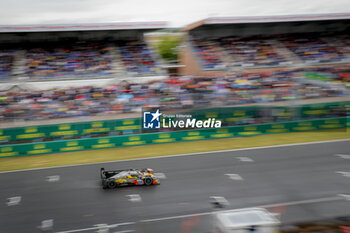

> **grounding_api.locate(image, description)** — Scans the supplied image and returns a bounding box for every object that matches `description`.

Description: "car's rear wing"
[100,168,106,179]
[100,168,124,179]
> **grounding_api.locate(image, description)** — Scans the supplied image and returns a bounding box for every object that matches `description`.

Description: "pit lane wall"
[0,117,348,158]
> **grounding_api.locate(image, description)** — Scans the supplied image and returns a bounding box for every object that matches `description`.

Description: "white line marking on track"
[140,211,211,223]
[338,194,350,201]
[94,224,109,233]
[210,196,230,208]
[112,231,135,233]
[46,175,60,182]
[257,196,343,208]
[126,194,142,203]
[54,222,135,233]
[336,171,350,177]
[37,219,54,231]
[1,138,349,174]
[237,157,254,162]
[335,154,350,159]
[154,172,166,179]
[225,173,243,180]
[6,196,21,206]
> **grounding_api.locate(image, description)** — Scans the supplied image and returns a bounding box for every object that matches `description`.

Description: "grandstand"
[179,13,350,74]
[0,15,349,127]
[173,13,350,120]
[0,21,168,88]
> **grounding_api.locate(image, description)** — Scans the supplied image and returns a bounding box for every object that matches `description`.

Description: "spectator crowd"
[0,66,349,122]
[220,36,290,67]
[0,33,348,124]
[281,34,349,63]
[192,40,225,69]
[0,51,14,80]
[24,42,114,79]
[192,33,350,70]
[120,41,162,76]
[0,40,162,80]
[0,33,349,80]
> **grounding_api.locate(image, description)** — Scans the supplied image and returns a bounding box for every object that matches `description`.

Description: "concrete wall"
[178,39,203,76]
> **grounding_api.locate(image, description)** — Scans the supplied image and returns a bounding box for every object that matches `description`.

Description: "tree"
[157,35,182,62]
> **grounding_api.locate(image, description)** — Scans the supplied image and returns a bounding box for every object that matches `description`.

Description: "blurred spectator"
[220,36,289,67]
[192,33,350,68]
[0,51,14,79]
[24,42,113,79]
[120,41,161,76]
[192,40,226,69]
[280,33,349,63]
[294,66,350,87]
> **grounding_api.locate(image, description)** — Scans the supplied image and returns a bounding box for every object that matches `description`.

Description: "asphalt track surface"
[1,140,350,233]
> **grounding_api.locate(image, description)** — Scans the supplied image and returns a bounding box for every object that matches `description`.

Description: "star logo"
[143,109,162,129]
[150,109,162,122]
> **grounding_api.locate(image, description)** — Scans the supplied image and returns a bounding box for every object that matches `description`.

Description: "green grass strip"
[0,129,349,172]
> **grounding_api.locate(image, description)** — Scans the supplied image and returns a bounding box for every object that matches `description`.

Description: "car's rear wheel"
[107,180,117,189]
[144,177,153,186]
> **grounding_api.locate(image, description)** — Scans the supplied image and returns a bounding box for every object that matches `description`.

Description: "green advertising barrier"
[185,101,349,124]
[0,118,142,142]
[0,100,348,143]
[0,117,347,158]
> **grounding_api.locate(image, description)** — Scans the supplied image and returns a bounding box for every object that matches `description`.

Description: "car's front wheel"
[144,177,153,186]
[107,180,117,189]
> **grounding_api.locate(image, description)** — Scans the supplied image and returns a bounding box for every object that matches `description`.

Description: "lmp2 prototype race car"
[100,168,160,189]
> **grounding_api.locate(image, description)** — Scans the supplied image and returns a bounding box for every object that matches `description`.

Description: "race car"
[100,167,160,189]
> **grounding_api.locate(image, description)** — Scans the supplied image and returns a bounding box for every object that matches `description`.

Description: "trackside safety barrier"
[0,117,348,158]
[0,101,348,143]
[0,118,141,142]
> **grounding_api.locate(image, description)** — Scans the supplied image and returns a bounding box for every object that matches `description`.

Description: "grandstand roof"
[184,12,350,31]
[0,21,167,33]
